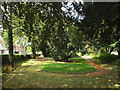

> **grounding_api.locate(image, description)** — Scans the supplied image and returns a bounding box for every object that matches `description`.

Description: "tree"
[14,2,43,58]
[1,2,16,69]
[65,2,120,58]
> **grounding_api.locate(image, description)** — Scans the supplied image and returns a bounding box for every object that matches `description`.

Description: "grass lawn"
[40,62,96,73]
[68,58,87,62]
[2,58,120,88]
[68,58,86,61]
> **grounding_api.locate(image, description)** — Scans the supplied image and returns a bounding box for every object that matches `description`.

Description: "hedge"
[1,54,32,65]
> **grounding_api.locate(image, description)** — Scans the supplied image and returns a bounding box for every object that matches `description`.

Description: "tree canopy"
[1,1,120,67]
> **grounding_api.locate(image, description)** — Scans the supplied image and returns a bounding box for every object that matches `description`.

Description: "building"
[0,37,26,54]
[0,37,8,54]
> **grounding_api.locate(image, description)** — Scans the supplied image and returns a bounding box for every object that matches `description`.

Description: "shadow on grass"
[2,58,119,88]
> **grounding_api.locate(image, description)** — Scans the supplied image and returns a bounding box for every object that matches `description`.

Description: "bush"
[98,53,118,63]
[115,59,120,65]
[2,64,12,73]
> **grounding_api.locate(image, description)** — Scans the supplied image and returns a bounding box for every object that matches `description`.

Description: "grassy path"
[2,57,119,88]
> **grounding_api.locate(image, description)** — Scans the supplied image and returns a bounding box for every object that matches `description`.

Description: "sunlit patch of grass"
[40,62,96,73]
[43,57,54,61]
[22,61,34,66]
[10,73,24,76]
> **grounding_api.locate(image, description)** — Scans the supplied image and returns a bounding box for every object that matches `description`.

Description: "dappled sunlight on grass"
[40,62,96,73]
[107,67,113,70]
[29,59,37,61]
[10,73,24,76]
[3,65,119,88]
[43,57,54,61]
[26,65,41,72]
[55,61,66,63]
[2,57,120,88]
[22,61,34,66]
[43,61,55,63]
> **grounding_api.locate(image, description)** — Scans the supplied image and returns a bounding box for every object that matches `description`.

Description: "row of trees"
[69,2,120,57]
[1,2,120,68]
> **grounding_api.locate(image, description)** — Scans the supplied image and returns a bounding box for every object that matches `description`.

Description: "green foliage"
[92,59,101,64]
[115,59,120,65]
[26,46,32,53]
[48,22,77,61]
[97,53,118,63]
[66,2,120,56]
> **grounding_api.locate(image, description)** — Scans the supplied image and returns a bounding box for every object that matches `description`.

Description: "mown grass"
[68,58,86,61]
[40,62,96,73]
[68,58,87,63]
[2,58,120,88]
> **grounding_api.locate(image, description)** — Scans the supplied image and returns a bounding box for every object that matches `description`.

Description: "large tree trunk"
[118,41,120,59]
[41,49,47,57]
[118,50,120,59]
[8,22,14,69]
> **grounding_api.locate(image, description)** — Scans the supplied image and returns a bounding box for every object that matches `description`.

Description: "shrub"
[2,64,12,73]
[115,59,120,65]
[92,59,101,64]
[98,53,118,63]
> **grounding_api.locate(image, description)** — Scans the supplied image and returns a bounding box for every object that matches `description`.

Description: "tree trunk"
[41,48,49,57]
[31,37,36,58]
[8,22,14,69]
[109,47,114,54]
[31,38,36,59]
[118,50,120,59]
[118,41,120,59]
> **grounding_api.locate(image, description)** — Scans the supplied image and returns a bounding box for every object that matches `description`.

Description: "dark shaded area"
[1,54,32,65]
